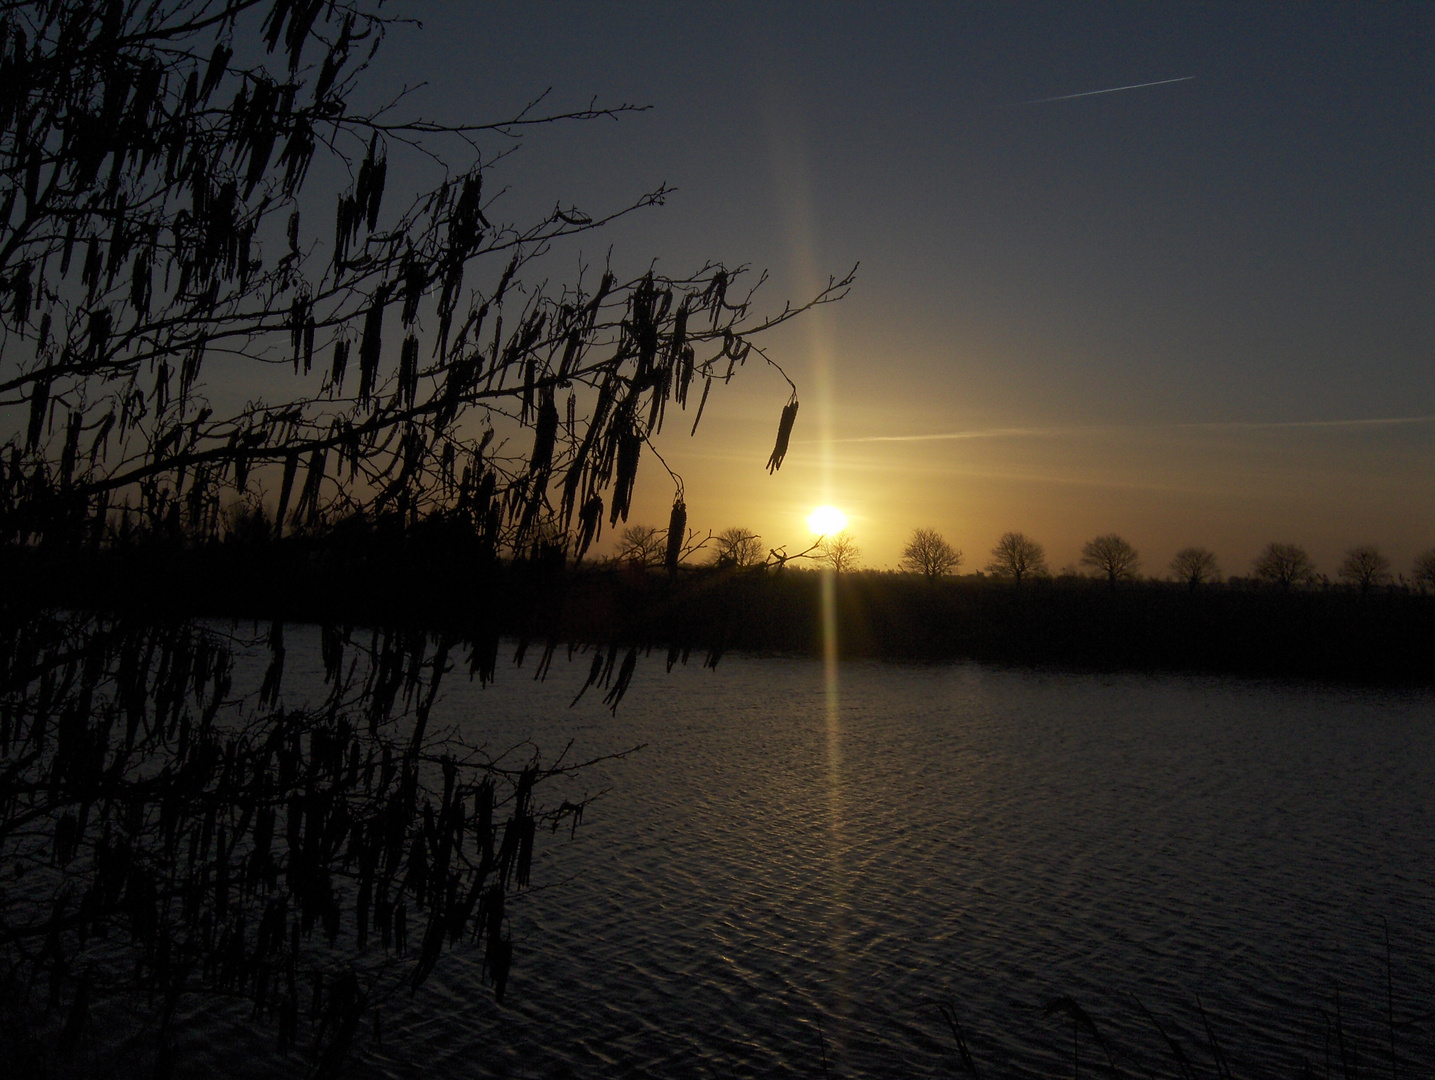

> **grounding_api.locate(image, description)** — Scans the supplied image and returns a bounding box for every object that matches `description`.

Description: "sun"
[806,505,848,536]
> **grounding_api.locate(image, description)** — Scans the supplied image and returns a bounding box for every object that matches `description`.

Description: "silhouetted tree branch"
[0,1,853,1072]
[711,525,762,568]
[0,0,854,557]
[614,523,665,567]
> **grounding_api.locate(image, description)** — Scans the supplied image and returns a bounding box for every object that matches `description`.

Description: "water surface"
[209,642,1435,1077]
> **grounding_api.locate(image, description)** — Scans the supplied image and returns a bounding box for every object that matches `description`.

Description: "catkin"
[766,398,799,473]
[665,498,686,575]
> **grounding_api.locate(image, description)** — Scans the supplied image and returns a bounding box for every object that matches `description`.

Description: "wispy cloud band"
[822,415,1435,445]
[1179,415,1435,431]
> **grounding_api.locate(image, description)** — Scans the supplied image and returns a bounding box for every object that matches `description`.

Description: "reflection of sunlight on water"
[184,628,1435,1078]
[819,566,849,1050]
[761,58,855,1056]
[768,62,852,1051]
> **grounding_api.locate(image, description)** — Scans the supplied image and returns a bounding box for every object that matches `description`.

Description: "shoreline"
[8,545,1434,686]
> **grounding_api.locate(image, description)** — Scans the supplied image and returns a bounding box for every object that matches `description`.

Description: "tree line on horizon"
[106,486,1435,597]
[974,531,1435,593]
[601,519,1435,594]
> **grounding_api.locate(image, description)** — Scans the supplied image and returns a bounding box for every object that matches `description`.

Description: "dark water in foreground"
[202,645,1435,1078]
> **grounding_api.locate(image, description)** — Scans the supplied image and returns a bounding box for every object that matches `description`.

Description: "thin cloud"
[1178,415,1435,431]
[1005,76,1195,106]
[826,427,1068,444]
[822,415,1435,445]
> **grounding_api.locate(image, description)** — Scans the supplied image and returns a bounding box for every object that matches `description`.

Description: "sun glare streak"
[760,43,850,1050]
[821,567,842,809]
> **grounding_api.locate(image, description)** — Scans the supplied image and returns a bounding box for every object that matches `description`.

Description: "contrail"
[1007,75,1195,106]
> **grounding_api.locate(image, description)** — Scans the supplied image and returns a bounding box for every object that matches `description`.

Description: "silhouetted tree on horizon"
[1080,533,1140,588]
[615,523,666,567]
[986,531,1046,586]
[1414,548,1435,594]
[1170,546,1221,589]
[900,526,962,582]
[820,529,860,574]
[1338,544,1391,593]
[1252,542,1316,591]
[711,525,763,567]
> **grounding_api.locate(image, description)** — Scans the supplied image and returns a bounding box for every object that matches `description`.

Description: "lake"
[201,640,1435,1078]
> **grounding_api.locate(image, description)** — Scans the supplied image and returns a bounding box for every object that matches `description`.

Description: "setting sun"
[806,505,849,536]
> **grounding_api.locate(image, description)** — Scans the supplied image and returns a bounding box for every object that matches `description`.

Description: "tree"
[1170,546,1221,588]
[985,531,1046,585]
[1414,549,1435,593]
[900,526,962,582]
[819,529,860,574]
[1337,544,1391,593]
[615,523,665,566]
[1080,534,1140,587]
[0,0,854,555]
[711,525,762,567]
[0,1,852,1071]
[1251,542,1316,590]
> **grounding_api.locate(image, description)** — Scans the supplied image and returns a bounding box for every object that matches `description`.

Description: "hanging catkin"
[766,398,799,473]
[664,498,686,575]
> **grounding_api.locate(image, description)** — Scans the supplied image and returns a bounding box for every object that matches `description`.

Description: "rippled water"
[203,641,1435,1078]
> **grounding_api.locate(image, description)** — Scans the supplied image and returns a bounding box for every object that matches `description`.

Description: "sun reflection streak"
[819,563,850,1042]
[759,38,851,1051]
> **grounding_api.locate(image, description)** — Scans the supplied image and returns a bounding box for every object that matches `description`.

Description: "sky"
[373,2,1432,577]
